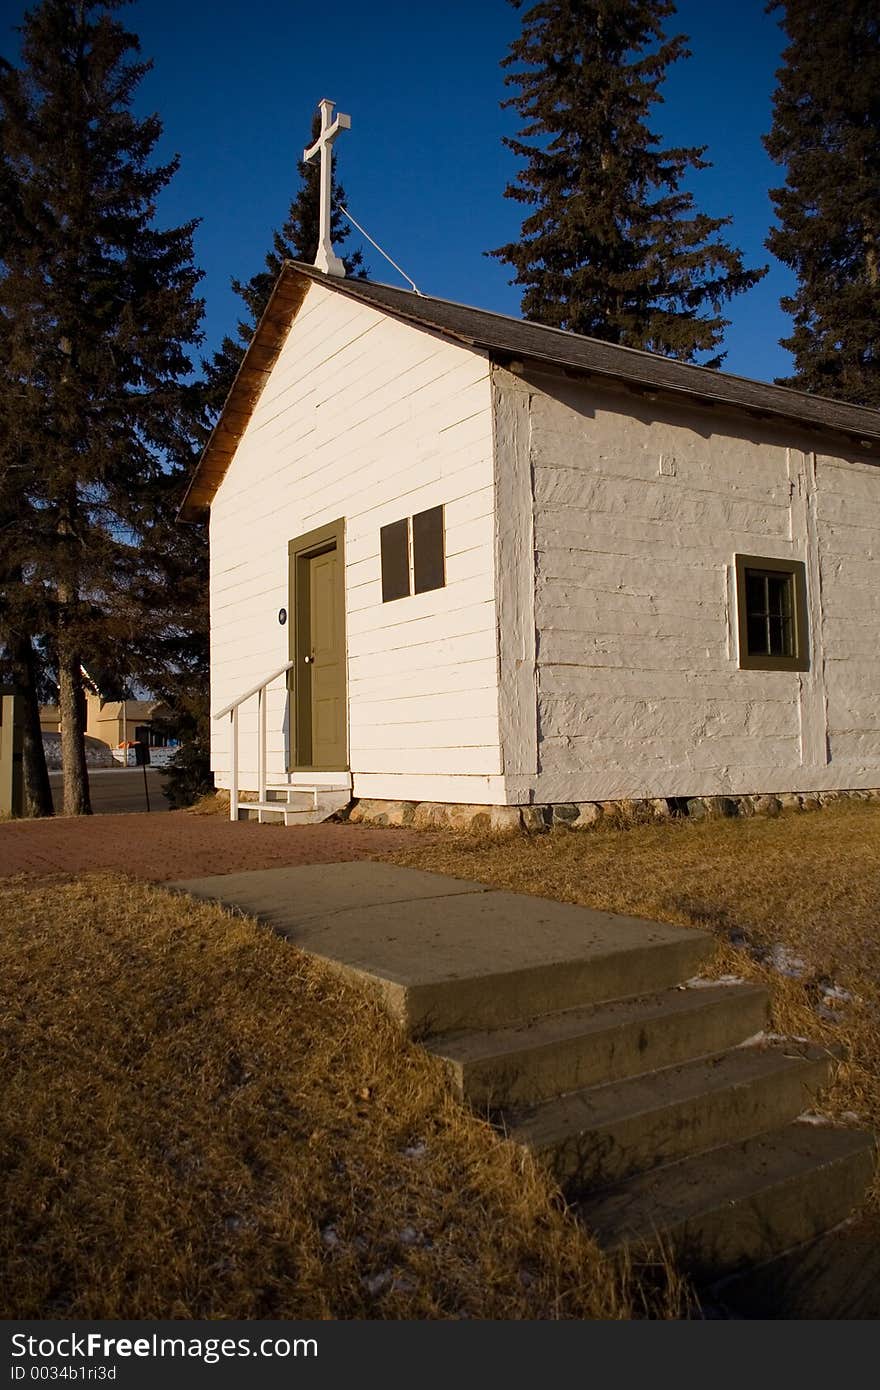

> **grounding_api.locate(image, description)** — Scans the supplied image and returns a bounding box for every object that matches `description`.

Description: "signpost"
[134,740,151,811]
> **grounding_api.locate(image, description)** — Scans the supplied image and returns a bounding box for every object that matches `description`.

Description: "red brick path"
[0,812,419,882]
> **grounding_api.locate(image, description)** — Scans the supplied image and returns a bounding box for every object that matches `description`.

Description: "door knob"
[304,654,314,664]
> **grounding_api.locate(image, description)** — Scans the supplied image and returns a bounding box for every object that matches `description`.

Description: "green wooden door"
[308,546,346,767]
[289,520,347,770]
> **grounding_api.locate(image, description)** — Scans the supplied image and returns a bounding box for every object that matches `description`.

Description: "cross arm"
[303,111,352,163]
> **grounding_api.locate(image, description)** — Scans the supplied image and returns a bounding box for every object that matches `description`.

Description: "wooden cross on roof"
[303,98,351,278]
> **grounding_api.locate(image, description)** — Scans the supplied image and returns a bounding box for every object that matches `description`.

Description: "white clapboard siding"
[350,746,503,776]
[209,282,501,800]
[353,772,508,803]
[346,627,496,679]
[348,656,500,704]
[351,686,501,726]
[500,366,880,801]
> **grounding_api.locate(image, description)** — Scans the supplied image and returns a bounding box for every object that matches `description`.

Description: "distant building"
[39,671,175,762]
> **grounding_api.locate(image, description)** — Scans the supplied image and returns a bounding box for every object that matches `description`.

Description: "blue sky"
[5,0,796,382]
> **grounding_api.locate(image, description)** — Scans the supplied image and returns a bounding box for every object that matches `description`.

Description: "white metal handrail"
[213,661,295,823]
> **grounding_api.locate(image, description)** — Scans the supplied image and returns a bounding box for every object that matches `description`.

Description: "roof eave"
[177,264,311,522]
[489,348,880,451]
[177,261,880,522]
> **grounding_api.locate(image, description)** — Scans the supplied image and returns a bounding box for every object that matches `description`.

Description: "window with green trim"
[735,555,809,672]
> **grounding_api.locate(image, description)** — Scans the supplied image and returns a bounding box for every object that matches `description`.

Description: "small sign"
[278,607,287,625]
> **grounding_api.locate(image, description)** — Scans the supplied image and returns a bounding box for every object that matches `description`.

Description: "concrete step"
[429,981,769,1107]
[173,863,714,1035]
[385,895,715,1036]
[405,913,713,1036]
[510,1039,833,1189]
[576,1121,876,1279]
[708,1212,880,1318]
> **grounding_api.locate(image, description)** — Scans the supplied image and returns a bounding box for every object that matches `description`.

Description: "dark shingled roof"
[179,261,880,521]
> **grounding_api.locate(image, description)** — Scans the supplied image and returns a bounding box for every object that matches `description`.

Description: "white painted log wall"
[506,368,880,801]
[210,282,505,803]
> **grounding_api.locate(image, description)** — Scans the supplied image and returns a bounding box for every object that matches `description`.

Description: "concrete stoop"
[170,862,876,1294]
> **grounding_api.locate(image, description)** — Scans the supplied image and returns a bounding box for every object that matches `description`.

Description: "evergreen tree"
[490,0,766,364]
[204,107,364,413]
[124,447,212,809]
[0,0,204,814]
[0,446,55,815]
[764,0,880,405]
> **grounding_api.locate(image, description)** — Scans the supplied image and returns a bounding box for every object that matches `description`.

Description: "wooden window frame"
[735,554,809,672]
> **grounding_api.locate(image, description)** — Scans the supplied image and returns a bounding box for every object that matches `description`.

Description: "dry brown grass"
[0,873,689,1320]
[385,801,880,1208]
[185,790,229,816]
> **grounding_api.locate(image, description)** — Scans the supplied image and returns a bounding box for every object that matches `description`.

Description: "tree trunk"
[56,490,91,816]
[8,631,54,817]
[58,643,91,816]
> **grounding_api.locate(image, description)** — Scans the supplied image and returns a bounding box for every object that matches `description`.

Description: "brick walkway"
[0,812,419,883]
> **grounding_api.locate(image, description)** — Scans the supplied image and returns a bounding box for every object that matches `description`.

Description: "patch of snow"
[403,1141,428,1159]
[683,975,745,988]
[798,1112,832,1126]
[821,983,853,1003]
[764,943,807,978]
[737,1032,768,1048]
[321,1226,341,1250]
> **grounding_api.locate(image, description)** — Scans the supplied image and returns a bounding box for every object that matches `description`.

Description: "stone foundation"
[344,788,880,833]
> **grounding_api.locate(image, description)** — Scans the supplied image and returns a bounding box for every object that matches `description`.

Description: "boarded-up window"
[412,505,445,594]
[380,518,410,602]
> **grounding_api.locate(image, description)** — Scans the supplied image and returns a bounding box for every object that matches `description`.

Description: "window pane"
[747,613,768,655]
[745,572,767,620]
[412,505,445,594]
[744,568,796,657]
[767,574,792,621]
[380,518,410,602]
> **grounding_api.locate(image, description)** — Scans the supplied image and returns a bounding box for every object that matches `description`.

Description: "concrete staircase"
[169,862,875,1291]
[426,948,875,1282]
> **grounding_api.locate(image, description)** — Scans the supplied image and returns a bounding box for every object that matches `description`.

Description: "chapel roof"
[179,261,880,521]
